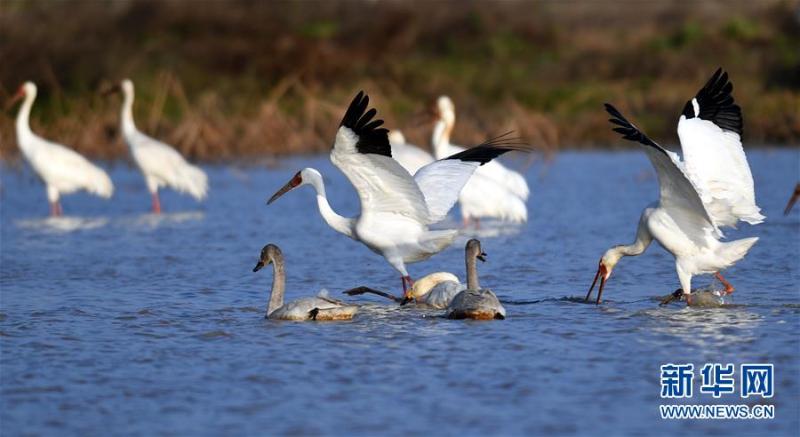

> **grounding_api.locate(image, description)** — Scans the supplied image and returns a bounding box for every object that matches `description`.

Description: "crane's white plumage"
[12,82,113,215]
[587,69,763,304]
[268,91,526,291]
[114,79,208,212]
[388,130,435,175]
[432,96,529,224]
[678,114,764,228]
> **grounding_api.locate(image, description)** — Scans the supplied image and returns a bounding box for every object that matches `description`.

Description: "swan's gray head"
[253,244,282,272]
[466,239,486,262]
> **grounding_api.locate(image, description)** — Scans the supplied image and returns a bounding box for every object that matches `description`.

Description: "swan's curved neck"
[267,254,286,316]
[308,176,355,238]
[431,115,454,158]
[15,90,36,150]
[121,87,137,137]
[466,253,480,290]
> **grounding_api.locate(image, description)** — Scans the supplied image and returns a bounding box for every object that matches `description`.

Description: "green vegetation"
[0,0,797,162]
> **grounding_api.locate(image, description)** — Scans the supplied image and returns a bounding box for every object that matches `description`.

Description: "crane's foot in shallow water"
[715,272,735,295]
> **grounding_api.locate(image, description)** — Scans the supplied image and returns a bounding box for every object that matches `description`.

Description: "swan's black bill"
[253,261,265,272]
[477,252,487,262]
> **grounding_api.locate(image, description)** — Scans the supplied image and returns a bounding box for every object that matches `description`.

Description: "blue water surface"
[1,149,798,436]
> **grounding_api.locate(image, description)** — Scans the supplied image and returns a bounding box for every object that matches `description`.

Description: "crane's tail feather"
[86,166,114,199]
[419,230,459,255]
[717,237,758,269]
[175,163,209,201]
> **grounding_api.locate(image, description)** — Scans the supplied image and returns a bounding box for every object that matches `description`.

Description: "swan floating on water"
[253,244,358,321]
[344,239,505,319]
[446,239,506,320]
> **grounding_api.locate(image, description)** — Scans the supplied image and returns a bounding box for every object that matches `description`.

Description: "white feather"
[14,82,114,204]
[677,116,764,226]
[118,79,209,201]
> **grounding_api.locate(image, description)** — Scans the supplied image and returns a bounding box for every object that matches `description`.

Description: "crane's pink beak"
[585,263,608,305]
[784,183,800,215]
[267,171,302,205]
[101,83,122,97]
[5,88,24,111]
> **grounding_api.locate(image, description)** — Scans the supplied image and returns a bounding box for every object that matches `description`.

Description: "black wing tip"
[339,90,391,157]
[444,131,531,165]
[603,102,668,157]
[685,67,743,135]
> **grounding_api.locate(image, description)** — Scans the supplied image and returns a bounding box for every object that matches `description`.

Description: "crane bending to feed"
[9,81,114,216]
[586,68,764,305]
[267,91,528,293]
[105,79,208,213]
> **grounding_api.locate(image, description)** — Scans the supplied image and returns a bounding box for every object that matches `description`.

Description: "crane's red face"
[5,85,25,110]
[267,171,303,205]
[101,83,122,97]
[586,260,610,304]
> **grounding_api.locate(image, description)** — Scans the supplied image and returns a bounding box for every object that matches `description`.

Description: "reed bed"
[0,0,797,163]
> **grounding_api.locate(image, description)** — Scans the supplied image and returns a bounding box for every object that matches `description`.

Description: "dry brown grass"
[0,0,797,163]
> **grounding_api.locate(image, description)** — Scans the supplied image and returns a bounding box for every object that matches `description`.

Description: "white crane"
[106,79,208,213]
[267,91,526,293]
[388,129,435,175]
[585,68,764,305]
[9,81,113,216]
[431,96,529,226]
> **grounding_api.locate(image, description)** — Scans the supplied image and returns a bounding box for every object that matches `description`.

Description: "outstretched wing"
[330,91,431,224]
[414,132,529,224]
[605,103,720,245]
[677,68,764,227]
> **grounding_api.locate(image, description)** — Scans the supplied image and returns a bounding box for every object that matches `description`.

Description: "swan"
[342,239,500,314]
[446,239,506,320]
[9,81,114,216]
[342,271,463,308]
[253,244,358,321]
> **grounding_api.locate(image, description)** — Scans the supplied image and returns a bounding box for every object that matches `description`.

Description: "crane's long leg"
[401,275,415,293]
[342,286,403,303]
[715,272,735,294]
[784,183,800,215]
[50,201,62,217]
[151,192,162,214]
